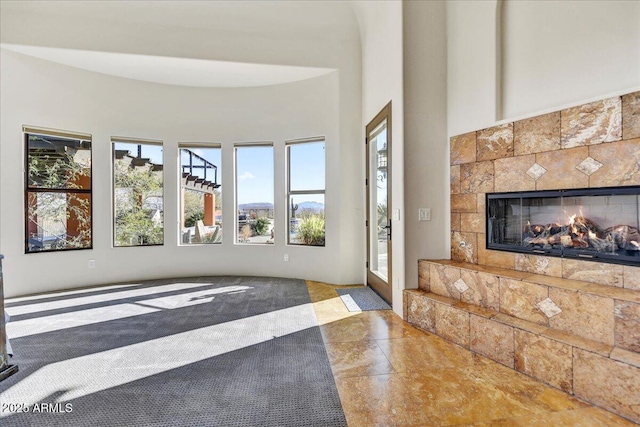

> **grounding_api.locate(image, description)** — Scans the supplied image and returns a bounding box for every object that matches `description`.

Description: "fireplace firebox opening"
[487,186,640,267]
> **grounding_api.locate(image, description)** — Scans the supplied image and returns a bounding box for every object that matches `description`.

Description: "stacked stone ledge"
[404,259,640,424]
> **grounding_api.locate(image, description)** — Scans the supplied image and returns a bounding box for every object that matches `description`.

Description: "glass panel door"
[366,103,392,303]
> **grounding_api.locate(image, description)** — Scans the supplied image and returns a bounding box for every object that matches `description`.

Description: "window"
[287,139,325,246]
[112,138,164,247]
[235,143,274,244]
[179,144,222,244]
[25,127,92,253]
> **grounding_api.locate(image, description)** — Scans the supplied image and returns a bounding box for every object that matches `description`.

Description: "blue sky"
[236,145,274,205]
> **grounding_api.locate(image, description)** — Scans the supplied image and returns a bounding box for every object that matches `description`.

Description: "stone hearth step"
[417,259,639,352]
[406,259,640,424]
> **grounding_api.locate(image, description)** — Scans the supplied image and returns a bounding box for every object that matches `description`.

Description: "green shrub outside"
[298,215,325,246]
[251,217,270,235]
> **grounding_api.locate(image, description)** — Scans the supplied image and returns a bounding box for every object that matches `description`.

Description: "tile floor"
[306,281,637,427]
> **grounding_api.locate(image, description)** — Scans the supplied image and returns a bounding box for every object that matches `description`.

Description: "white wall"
[0,50,359,297]
[352,1,405,315]
[447,0,640,136]
[403,1,449,289]
[502,0,640,119]
[0,2,363,297]
[447,0,500,136]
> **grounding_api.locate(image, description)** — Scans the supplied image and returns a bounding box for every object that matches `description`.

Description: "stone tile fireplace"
[405,91,640,423]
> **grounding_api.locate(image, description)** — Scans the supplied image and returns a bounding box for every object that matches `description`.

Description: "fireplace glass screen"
[487,187,640,266]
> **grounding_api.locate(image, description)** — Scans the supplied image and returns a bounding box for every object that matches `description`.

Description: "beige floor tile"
[326,340,396,378]
[306,281,633,427]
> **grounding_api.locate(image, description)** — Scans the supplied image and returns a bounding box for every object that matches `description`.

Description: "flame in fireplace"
[522,209,639,254]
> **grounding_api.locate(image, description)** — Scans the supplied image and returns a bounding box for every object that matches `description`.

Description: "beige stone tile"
[454,301,498,319]
[624,266,640,290]
[358,310,424,341]
[460,160,495,194]
[493,313,548,335]
[466,407,638,427]
[541,327,613,357]
[561,96,622,148]
[399,368,548,426]
[514,254,563,277]
[451,193,478,213]
[610,346,640,369]
[425,292,459,306]
[522,274,589,291]
[622,91,640,140]
[580,283,640,304]
[335,373,439,427]
[477,123,514,162]
[451,164,461,194]
[470,315,514,368]
[476,192,486,215]
[418,260,430,291]
[548,288,614,346]
[451,212,461,232]
[477,233,516,270]
[494,154,536,192]
[499,277,549,325]
[514,111,562,156]
[460,269,501,311]
[321,316,374,343]
[460,212,485,233]
[435,302,470,347]
[574,348,640,423]
[614,300,640,353]
[535,146,589,190]
[376,334,482,374]
[562,258,624,287]
[514,329,573,393]
[451,132,477,165]
[403,290,408,321]
[325,340,395,378]
[312,296,360,326]
[589,138,640,187]
[451,231,478,264]
[429,263,462,300]
[406,292,436,333]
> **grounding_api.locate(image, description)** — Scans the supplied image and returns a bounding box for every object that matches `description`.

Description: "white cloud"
[239,171,255,181]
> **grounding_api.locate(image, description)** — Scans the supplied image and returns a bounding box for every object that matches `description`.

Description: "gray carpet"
[336,287,391,311]
[0,276,347,427]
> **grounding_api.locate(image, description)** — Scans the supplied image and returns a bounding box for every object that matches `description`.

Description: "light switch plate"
[418,208,431,221]
[392,209,400,221]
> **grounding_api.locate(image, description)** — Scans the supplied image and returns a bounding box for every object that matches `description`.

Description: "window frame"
[24,126,93,254]
[234,142,275,245]
[111,136,165,248]
[178,143,223,246]
[286,137,326,247]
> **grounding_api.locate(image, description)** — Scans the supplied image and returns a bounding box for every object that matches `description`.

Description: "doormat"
[335,287,391,311]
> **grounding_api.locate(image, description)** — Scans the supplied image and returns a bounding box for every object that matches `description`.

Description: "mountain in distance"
[297,201,324,212]
[238,201,324,212]
[239,202,274,210]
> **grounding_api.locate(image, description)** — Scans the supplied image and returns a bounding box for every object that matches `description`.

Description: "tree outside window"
[112,140,164,247]
[25,130,92,253]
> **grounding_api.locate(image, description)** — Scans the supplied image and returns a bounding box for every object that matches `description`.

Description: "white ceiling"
[1,44,336,88]
[1,1,361,42]
[0,1,358,88]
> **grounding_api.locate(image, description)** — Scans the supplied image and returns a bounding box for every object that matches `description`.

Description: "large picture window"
[287,139,325,246]
[235,143,274,244]
[112,138,164,247]
[179,145,222,244]
[25,127,92,253]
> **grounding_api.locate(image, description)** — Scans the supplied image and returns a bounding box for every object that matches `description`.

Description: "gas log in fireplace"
[487,186,640,266]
